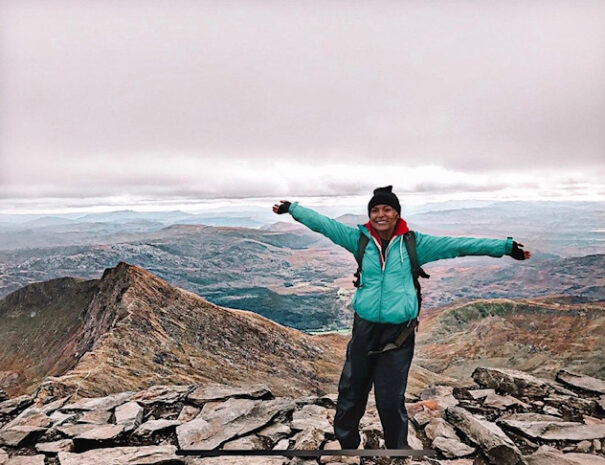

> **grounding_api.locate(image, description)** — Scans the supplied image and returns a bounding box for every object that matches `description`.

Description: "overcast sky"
[1,0,604,213]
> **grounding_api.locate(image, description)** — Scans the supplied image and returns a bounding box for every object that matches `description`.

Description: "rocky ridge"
[1,367,604,465]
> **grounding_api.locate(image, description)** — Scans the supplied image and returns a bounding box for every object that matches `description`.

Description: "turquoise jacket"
[288,202,514,324]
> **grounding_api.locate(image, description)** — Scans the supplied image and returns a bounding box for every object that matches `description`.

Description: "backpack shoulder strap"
[402,231,430,312]
[353,233,369,288]
[402,231,430,279]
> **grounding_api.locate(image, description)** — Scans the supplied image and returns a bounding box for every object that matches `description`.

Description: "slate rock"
[61,391,134,412]
[498,413,563,422]
[2,411,52,430]
[291,404,332,434]
[498,419,605,441]
[0,426,46,447]
[482,393,530,410]
[129,384,195,405]
[0,396,33,416]
[556,370,605,395]
[58,445,182,465]
[114,401,144,432]
[472,367,574,398]
[72,424,124,451]
[445,406,524,465]
[258,422,292,443]
[3,456,45,465]
[76,409,111,425]
[408,421,424,450]
[179,397,295,450]
[133,419,180,437]
[35,438,74,453]
[187,383,271,405]
[54,423,99,438]
[469,389,496,400]
[49,411,75,426]
[545,394,598,414]
[421,385,455,400]
[223,434,265,450]
[424,418,459,441]
[293,427,324,450]
[320,440,360,465]
[525,445,605,465]
[432,436,475,458]
[177,405,200,423]
[184,457,285,465]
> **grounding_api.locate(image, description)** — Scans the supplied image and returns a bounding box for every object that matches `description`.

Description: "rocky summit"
[0,367,603,464]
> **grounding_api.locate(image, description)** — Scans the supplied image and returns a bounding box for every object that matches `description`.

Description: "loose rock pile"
[1,368,604,465]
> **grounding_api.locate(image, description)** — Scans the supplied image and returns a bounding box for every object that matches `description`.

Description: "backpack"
[353,231,430,313]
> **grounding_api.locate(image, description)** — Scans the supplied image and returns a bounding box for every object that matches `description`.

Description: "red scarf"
[364,217,410,243]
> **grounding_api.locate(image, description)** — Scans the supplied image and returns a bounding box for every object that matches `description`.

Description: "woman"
[273,186,530,451]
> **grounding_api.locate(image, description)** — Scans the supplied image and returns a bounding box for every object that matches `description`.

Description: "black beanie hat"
[367,185,401,216]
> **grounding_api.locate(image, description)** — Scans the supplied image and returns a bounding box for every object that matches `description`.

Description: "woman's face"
[369,204,399,235]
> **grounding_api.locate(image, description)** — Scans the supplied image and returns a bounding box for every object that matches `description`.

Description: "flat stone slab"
[482,393,530,410]
[58,445,182,465]
[129,385,196,405]
[556,370,605,395]
[72,424,124,451]
[133,419,181,437]
[114,401,144,432]
[223,434,266,450]
[76,410,111,425]
[187,384,271,405]
[54,424,99,438]
[290,404,332,435]
[432,436,475,458]
[35,438,74,453]
[0,396,33,416]
[0,426,46,447]
[498,413,563,422]
[2,412,52,430]
[258,423,291,442]
[3,455,46,465]
[472,367,574,398]
[178,397,295,450]
[469,389,496,400]
[61,392,134,412]
[446,406,524,465]
[424,418,459,441]
[499,419,605,441]
[293,427,325,450]
[525,445,605,465]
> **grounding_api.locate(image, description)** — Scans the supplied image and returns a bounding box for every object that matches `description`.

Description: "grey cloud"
[0,0,604,203]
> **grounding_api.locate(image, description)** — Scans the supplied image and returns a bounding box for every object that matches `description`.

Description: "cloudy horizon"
[1,0,604,214]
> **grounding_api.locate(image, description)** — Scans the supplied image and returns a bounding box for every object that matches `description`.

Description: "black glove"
[511,241,527,260]
[273,201,291,215]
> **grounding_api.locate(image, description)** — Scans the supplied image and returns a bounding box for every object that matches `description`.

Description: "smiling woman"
[272,185,530,451]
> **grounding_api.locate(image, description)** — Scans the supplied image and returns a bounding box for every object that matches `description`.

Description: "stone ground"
[1,367,605,465]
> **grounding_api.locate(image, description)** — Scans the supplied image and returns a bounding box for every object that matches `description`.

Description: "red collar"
[364,217,410,243]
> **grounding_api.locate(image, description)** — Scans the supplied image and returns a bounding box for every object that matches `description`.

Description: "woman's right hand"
[272,200,291,214]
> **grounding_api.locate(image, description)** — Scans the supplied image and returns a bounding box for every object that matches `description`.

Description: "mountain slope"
[0,262,348,400]
[415,295,605,381]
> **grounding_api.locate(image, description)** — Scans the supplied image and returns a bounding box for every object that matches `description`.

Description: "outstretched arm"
[415,232,530,266]
[273,200,360,255]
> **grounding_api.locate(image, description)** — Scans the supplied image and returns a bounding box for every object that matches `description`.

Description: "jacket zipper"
[370,234,398,323]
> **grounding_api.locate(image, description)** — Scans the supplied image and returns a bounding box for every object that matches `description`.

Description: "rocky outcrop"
[0,367,604,464]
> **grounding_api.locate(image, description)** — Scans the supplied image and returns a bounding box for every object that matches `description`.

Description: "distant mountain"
[1,216,603,331]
